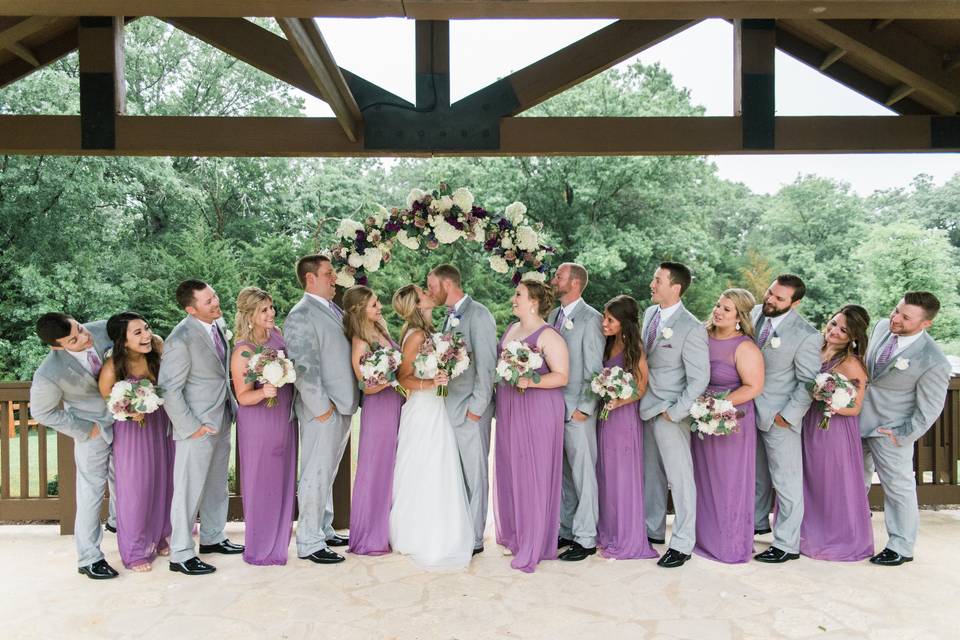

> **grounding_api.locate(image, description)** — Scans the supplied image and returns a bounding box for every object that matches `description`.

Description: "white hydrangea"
[406,188,426,209]
[501,234,514,250]
[347,251,364,269]
[504,201,527,225]
[362,247,383,272]
[434,219,463,244]
[336,270,356,288]
[430,195,454,213]
[372,205,389,226]
[488,255,510,273]
[469,220,485,242]
[521,271,546,283]
[452,187,474,212]
[396,229,420,250]
[689,402,709,420]
[336,218,364,239]
[515,225,540,251]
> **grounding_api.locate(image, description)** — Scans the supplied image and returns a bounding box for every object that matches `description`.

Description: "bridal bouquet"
[590,366,638,420]
[241,345,297,407]
[108,378,164,425]
[496,340,544,392]
[809,371,857,430]
[359,345,407,398]
[688,392,740,438]
[414,331,470,397]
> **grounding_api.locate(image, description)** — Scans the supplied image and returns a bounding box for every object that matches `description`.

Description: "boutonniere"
[449,316,461,328]
[564,318,575,331]
[223,329,233,342]
[770,335,781,349]
[661,327,673,340]
[894,357,910,371]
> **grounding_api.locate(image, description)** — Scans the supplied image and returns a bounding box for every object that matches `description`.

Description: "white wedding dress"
[389,384,474,570]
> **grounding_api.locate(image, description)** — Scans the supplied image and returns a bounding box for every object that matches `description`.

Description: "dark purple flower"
[498,218,512,231]
[511,271,522,286]
[472,205,488,218]
[356,274,369,286]
[483,238,498,252]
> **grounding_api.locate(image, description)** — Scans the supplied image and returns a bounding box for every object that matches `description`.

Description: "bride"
[388,284,474,570]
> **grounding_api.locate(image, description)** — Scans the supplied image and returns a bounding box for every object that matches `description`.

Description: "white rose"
[362,247,383,272]
[451,354,470,378]
[894,357,910,371]
[336,218,363,239]
[449,317,461,328]
[261,361,285,385]
[661,327,673,339]
[372,205,389,226]
[564,319,574,331]
[831,389,852,409]
[618,386,633,400]
[689,403,709,420]
[452,188,474,212]
[434,219,463,244]
[515,225,539,251]
[430,195,454,213]
[335,270,355,288]
[488,255,510,274]
[396,229,420,250]
[496,360,512,379]
[504,201,527,225]
[501,234,514,250]
[521,271,546,283]
[347,251,364,269]
[770,336,782,349]
[406,188,426,208]
[529,352,544,369]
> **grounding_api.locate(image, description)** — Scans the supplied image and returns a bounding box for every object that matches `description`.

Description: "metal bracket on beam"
[78,16,124,150]
[735,19,776,149]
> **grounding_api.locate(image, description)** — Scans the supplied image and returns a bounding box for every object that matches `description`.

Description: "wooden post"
[78,16,124,149]
[57,433,76,535]
[735,19,776,149]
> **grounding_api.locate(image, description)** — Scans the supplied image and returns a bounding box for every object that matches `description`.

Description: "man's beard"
[762,303,791,318]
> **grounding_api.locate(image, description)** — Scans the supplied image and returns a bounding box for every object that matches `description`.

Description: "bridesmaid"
[692,289,764,563]
[595,295,658,560]
[494,279,569,573]
[230,287,297,565]
[345,285,405,556]
[98,312,174,572]
[800,305,874,561]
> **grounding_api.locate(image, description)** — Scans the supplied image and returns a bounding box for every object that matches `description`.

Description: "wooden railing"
[0,381,350,534]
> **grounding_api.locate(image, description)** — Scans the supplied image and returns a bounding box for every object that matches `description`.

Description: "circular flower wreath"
[327,182,555,288]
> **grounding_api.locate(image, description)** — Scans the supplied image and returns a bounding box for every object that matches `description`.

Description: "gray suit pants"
[296,412,351,557]
[559,415,599,548]
[169,415,232,563]
[863,436,917,557]
[74,435,111,567]
[754,426,803,554]
[451,405,493,549]
[642,415,696,554]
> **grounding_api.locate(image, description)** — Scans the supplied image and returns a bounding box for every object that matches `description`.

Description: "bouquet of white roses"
[108,378,164,425]
[809,371,857,430]
[590,366,638,420]
[496,340,544,393]
[688,392,740,438]
[359,345,407,398]
[414,331,470,397]
[242,345,297,407]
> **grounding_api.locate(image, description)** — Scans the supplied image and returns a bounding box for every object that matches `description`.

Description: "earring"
[852,341,857,349]
[735,321,741,331]
[248,324,253,329]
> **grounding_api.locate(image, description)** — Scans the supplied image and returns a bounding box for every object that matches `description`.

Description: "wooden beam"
[0,16,58,49]
[277,17,362,142]
[1,114,957,156]
[819,46,846,71]
[6,41,40,66]
[8,2,960,20]
[781,19,960,114]
[78,16,125,149]
[886,83,916,106]
[735,19,775,149]
[870,18,894,31]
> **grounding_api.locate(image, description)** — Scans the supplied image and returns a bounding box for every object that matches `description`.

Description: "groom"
[427,264,497,555]
[861,291,951,566]
[30,313,117,580]
[161,280,242,575]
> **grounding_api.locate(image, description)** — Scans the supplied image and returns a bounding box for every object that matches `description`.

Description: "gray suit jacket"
[860,319,952,441]
[638,303,710,422]
[751,306,822,433]
[158,315,237,441]
[284,294,359,420]
[30,320,115,444]
[548,300,605,421]
[443,295,497,424]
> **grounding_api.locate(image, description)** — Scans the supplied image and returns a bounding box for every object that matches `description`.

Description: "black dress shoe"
[169,557,216,575]
[78,559,119,580]
[647,536,665,545]
[104,523,117,534]
[869,548,913,566]
[559,542,597,562]
[199,539,244,555]
[472,546,484,556]
[325,534,349,547]
[656,548,691,568]
[754,546,800,563]
[300,548,345,564]
[557,537,574,550]
[754,527,772,536]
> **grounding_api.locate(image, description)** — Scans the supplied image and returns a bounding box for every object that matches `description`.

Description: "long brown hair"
[824,304,870,365]
[392,284,434,344]
[343,285,390,346]
[106,312,161,381]
[603,295,644,379]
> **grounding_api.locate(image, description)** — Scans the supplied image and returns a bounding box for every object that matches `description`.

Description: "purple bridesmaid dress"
[596,351,658,560]
[494,324,565,573]
[799,359,874,561]
[349,339,404,556]
[235,330,298,565]
[690,335,757,564]
[112,384,174,569]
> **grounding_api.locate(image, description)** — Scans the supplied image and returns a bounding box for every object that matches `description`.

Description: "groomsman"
[427,264,497,554]
[752,274,821,563]
[161,280,242,575]
[284,255,359,564]
[640,262,709,568]
[549,263,605,561]
[861,291,951,566]
[30,314,117,579]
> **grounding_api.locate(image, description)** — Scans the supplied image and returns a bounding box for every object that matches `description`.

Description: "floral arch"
[326,183,555,288]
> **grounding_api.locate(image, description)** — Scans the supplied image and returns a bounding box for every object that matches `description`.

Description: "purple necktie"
[757,320,771,348]
[553,308,566,330]
[645,308,661,351]
[86,350,102,378]
[875,334,898,371]
[330,302,344,322]
[211,325,225,361]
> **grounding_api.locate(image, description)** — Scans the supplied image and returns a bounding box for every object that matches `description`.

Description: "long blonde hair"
[343,285,389,346]
[234,287,273,344]
[392,284,433,344]
[704,288,756,337]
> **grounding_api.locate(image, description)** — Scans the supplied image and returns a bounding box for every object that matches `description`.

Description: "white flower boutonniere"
[449,317,461,329]
[223,329,233,342]
[661,327,673,340]
[564,319,575,331]
[894,357,910,371]
[770,336,781,349]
